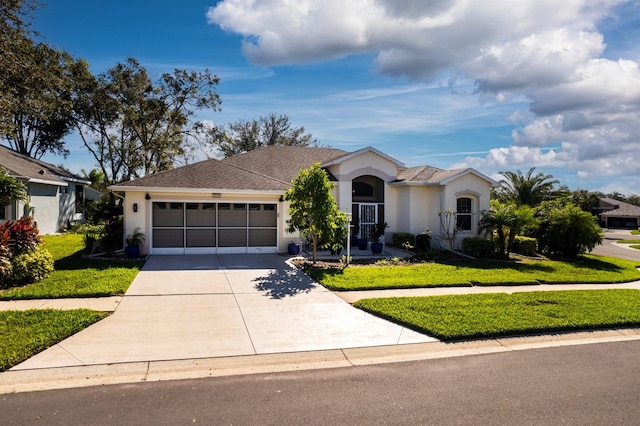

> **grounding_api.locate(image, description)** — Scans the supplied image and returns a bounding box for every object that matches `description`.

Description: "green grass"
[354,289,640,341]
[0,309,108,371]
[631,230,639,235]
[306,255,640,291]
[616,239,640,244]
[0,234,144,300]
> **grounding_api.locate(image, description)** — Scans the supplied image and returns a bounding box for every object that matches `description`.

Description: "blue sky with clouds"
[32,0,640,194]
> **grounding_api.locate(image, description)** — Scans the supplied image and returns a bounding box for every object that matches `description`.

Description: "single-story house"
[0,145,100,234]
[597,198,640,229]
[110,145,499,255]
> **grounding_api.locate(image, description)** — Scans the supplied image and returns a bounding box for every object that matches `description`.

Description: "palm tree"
[478,200,537,258]
[495,167,564,207]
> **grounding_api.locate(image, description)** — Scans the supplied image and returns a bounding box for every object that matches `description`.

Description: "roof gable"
[321,146,404,168]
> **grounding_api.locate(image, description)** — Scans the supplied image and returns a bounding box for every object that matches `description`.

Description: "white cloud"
[207,0,640,191]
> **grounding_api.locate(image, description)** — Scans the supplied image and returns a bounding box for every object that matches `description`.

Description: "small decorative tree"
[285,163,346,262]
[438,209,459,254]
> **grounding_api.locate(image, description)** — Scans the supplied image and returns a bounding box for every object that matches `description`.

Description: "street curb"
[2,328,640,395]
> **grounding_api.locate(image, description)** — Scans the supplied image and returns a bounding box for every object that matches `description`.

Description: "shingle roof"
[113,145,494,192]
[113,157,291,191]
[222,145,348,184]
[599,198,640,217]
[0,145,85,184]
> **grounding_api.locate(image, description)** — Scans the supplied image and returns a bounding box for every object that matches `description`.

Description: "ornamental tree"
[285,163,346,262]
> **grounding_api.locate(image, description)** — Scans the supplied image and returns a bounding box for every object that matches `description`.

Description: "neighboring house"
[110,145,499,255]
[0,145,98,234]
[597,198,640,229]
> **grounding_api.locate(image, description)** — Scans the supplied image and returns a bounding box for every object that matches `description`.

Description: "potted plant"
[125,227,145,258]
[370,222,388,254]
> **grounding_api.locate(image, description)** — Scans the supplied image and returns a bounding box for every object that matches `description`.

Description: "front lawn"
[305,255,640,291]
[0,309,107,371]
[0,234,144,300]
[354,289,640,341]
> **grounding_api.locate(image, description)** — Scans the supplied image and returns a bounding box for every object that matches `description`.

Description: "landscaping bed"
[298,254,640,291]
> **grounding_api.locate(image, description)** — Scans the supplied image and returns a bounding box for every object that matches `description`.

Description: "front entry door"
[359,203,378,242]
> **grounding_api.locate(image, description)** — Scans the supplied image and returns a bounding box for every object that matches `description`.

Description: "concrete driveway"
[13,255,435,370]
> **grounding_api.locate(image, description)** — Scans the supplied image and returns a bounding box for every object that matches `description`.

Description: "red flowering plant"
[0,216,42,257]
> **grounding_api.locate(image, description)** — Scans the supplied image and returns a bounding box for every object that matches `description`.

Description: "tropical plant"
[0,216,41,257]
[478,200,537,258]
[371,222,388,242]
[495,167,567,207]
[285,163,346,262]
[126,227,145,248]
[535,201,603,258]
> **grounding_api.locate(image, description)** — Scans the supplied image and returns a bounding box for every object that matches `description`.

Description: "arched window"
[456,197,473,231]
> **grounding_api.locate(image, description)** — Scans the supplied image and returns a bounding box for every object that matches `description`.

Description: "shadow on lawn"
[54,250,144,271]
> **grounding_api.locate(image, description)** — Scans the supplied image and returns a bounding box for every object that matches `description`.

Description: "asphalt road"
[4,340,640,425]
[591,229,640,261]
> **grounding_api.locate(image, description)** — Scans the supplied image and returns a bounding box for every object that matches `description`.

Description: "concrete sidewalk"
[335,281,640,303]
[0,297,122,312]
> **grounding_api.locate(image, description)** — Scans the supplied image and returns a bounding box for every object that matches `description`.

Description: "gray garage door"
[151,202,277,254]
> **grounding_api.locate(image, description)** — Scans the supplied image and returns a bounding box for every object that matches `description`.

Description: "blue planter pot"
[357,238,368,250]
[125,246,140,258]
[288,243,300,255]
[371,242,384,254]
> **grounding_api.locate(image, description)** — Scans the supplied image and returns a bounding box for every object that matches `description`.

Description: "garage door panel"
[153,202,184,227]
[186,229,216,247]
[249,204,277,227]
[249,229,277,247]
[186,203,216,227]
[153,229,184,248]
[218,229,247,247]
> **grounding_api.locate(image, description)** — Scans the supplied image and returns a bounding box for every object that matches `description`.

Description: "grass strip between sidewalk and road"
[0,309,108,371]
[306,255,640,291]
[354,289,640,341]
[0,234,144,300]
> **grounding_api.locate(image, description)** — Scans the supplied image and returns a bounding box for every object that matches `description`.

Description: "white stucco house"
[110,145,499,256]
[0,145,100,234]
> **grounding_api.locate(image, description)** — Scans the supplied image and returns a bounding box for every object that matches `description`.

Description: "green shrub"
[9,248,54,285]
[415,232,432,252]
[392,232,415,249]
[512,236,538,256]
[462,237,495,258]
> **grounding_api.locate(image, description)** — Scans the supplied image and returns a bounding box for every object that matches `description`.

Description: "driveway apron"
[13,255,435,370]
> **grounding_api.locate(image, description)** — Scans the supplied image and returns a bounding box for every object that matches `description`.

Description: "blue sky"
[32,0,640,194]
